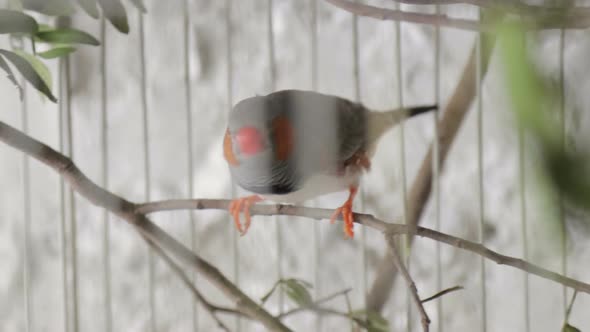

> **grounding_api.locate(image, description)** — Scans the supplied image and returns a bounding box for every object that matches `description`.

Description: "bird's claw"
[330,203,355,238]
[229,195,263,236]
[329,186,358,238]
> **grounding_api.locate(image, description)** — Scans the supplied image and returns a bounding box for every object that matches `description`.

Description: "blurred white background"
[1,0,590,331]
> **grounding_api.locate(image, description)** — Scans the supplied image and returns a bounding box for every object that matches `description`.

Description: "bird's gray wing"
[266,90,367,176]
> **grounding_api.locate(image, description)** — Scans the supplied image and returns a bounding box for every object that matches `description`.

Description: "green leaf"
[281,278,313,307]
[129,0,147,13]
[350,310,389,332]
[0,9,38,35]
[38,47,76,59]
[98,0,129,34]
[22,0,76,16]
[0,54,23,99]
[562,323,582,332]
[0,49,56,102]
[36,28,100,46]
[7,0,23,11]
[77,0,100,19]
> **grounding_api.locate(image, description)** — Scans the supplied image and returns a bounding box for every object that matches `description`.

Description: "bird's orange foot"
[229,195,263,236]
[329,186,358,238]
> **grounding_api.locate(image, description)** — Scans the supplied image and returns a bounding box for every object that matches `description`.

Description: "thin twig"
[278,288,352,319]
[4,119,590,327]
[142,234,240,332]
[564,290,578,323]
[325,0,590,30]
[0,121,292,332]
[133,198,590,295]
[366,21,496,313]
[420,286,463,304]
[385,236,430,332]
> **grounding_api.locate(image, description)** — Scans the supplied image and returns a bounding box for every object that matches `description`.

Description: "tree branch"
[325,0,590,31]
[133,198,590,295]
[0,121,292,332]
[366,25,496,313]
[144,234,241,332]
[385,236,430,332]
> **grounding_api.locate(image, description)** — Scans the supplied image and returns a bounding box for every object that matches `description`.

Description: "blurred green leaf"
[38,46,76,59]
[281,278,313,307]
[350,309,389,332]
[36,28,100,46]
[0,49,56,102]
[0,9,38,35]
[129,0,146,13]
[7,0,23,10]
[77,0,100,19]
[497,22,554,140]
[38,24,53,32]
[562,323,582,332]
[98,0,129,34]
[22,0,76,16]
[0,54,23,99]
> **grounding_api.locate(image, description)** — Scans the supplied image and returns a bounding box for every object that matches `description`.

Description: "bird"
[223,89,436,238]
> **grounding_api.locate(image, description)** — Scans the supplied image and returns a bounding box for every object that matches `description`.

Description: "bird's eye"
[236,126,264,156]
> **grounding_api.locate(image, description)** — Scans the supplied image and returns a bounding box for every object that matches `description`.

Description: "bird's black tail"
[407,105,438,118]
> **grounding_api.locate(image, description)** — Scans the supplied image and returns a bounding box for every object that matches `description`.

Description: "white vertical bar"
[182,0,198,330]
[518,99,530,332]
[433,5,442,332]
[310,1,322,331]
[137,11,155,332]
[393,2,410,330]
[476,10,487,332]
[350,0,368,309]
[225,1,240,330]
[267,0,283,315]
[58,56,70,332]
[558,28,567,315]
[63,54,80,332]
[99,16,113,332]
[20,77,32,332]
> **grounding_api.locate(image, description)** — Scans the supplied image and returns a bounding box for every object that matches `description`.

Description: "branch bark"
[366,26,496,313]
[133,198,590,295]
[325,0,590,31]
[0,121,292,332]
[4,115,590,326]
[385,236,430,332]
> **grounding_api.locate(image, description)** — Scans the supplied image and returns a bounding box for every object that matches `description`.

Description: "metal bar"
[64,55,80,332]
[58,56,70,332]
[558,28,568,316]
[351,0,368,308]
[266,0,284,315]
[310,1,323,331]
[182,0,198,330]
[99,16,113,332]
[433,5,443,332]
[20,76,32,332]
[476,11,488,331]
[137,11,156,332]
[518,98,530,332]
[393,3,411,330]
[225,1,240,330]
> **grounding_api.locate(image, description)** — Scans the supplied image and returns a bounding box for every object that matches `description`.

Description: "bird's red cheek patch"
[272,116,293,161]
[223,129,239,166]
[236,126,264,155]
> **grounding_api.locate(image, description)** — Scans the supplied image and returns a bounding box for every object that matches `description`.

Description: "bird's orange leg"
[330,186,358,238]
[229,195,263,236]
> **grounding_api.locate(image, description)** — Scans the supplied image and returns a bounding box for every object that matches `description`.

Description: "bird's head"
[223,96,294,167]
